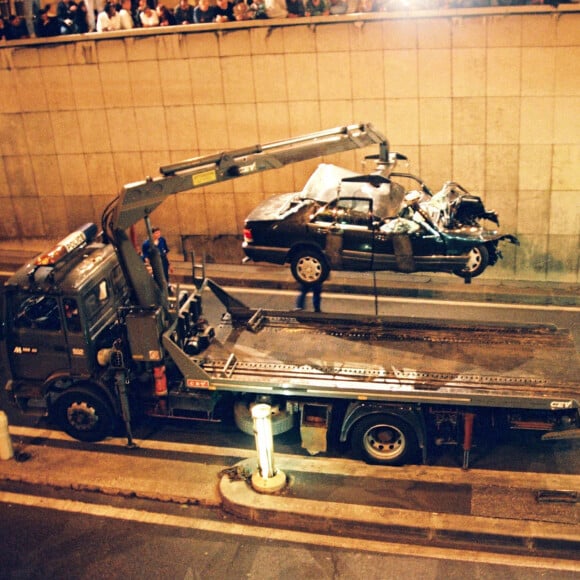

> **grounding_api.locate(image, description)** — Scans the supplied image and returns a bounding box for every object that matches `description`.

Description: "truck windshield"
[14,295,61,331]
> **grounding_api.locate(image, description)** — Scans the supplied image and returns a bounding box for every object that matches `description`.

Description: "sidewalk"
[1,427,578,556]
[1,248,578,306]
[193,262,580,307]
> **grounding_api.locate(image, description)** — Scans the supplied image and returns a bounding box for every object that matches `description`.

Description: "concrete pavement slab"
[0,431,223,506]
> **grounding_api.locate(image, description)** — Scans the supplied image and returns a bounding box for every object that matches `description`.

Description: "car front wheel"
[290,250,329,286]
[455,244,489,279]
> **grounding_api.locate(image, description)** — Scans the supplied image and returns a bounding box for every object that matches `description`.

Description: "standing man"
[295,282,323,313]
[142,227,173,289]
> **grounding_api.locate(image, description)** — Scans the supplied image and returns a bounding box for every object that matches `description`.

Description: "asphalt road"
[1,482,578,580]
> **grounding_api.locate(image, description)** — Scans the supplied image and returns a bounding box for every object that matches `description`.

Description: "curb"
[1,249,578,306]
[219,459,580,554]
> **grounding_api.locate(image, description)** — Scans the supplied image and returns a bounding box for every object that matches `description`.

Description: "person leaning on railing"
[35,5,61,37]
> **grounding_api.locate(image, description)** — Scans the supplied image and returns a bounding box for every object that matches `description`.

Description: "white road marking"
[1,270,575,312]
[224,286,580,313]
[1,490,578,572]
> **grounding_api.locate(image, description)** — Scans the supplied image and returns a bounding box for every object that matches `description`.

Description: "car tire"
[290,250,329,286]
[351,414,419,466]
[455,244,489,279]
[52,386,115,442]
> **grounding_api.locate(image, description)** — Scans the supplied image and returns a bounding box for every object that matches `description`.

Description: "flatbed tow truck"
[1,123,578,468]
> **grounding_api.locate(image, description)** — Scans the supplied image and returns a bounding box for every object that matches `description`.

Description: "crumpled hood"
[244,191,307,222]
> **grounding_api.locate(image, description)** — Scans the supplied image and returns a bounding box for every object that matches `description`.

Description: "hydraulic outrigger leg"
[462,411,475,470]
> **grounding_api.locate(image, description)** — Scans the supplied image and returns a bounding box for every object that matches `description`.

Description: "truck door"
[7,293,70,381]
[62,296,91,375]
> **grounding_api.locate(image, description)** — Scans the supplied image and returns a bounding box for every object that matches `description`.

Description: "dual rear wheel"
[351,414,419,466]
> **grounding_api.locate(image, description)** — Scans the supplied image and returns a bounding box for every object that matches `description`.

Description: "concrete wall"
[0,6,578,282]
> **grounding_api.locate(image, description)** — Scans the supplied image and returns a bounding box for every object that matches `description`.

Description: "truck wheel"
[234,400,295,436]
[52,387,115,442]
[351,414,419,466]
[455,245,489,279]
[290,250,329,286]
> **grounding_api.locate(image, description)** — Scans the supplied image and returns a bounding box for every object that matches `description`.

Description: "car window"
[315,198,372,227]
[63,298,81,333]
[334,198,372,226]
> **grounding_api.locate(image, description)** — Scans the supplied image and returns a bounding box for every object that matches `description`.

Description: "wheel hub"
[365,425,404,460]
[464,249,481,272]
[297,257,322,283]
[67,402,98,432]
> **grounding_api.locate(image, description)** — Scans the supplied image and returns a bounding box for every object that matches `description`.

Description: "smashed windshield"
[301,164,406,219]
[299,164,358,202]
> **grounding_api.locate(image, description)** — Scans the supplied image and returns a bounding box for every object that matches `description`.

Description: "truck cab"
[1,224,129,416]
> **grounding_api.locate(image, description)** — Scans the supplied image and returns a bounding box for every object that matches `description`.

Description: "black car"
[243,163,518,286]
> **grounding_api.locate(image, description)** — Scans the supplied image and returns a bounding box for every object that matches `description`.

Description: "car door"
[311,197,374,271]
[372,211,449,273]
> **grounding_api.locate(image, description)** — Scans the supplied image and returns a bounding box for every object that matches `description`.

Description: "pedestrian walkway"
[1,248,578,306]
[193,262,579,307]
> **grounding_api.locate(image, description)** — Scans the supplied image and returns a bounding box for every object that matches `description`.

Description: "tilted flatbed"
[156,279,580,465]
[175,292,578,413]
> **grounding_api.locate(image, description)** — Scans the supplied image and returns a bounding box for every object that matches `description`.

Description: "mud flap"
[326,227,343,269]
[300,403,330,455]
[393,234,415,272]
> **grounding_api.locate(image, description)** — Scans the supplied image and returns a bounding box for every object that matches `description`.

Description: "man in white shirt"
[140,4,160,26]
[265,0,288,17]
[96,2,122,31]
[119,0,135,28]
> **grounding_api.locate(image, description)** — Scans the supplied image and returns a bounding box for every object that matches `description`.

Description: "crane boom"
[112,123,387,231]
[104,122,387,309]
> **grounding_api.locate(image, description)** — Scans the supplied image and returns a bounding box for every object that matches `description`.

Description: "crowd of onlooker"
[0,0,570,41]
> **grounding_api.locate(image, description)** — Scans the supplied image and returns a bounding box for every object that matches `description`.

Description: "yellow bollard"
[0,411,14,461]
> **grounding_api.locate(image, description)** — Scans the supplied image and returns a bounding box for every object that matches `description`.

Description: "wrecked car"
[242,162,519,286]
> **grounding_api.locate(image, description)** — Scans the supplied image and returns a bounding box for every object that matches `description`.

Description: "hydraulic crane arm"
[111,123,387,231]
[104,123,387,309]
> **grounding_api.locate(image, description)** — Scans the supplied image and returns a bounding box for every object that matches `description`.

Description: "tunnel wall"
[0,5,578,281]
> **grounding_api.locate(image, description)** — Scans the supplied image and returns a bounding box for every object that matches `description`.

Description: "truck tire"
[290,250,329,286]
[351,414,419,466]
[52,387,115,442]
[234,400,295,436]
[455,245,489,279]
